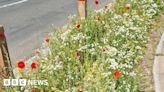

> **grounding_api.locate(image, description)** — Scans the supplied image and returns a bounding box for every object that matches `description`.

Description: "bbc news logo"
[3,79,48,86]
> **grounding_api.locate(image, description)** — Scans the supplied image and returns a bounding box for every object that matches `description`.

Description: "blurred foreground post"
[0,25,13,78]
[78,0,87,19]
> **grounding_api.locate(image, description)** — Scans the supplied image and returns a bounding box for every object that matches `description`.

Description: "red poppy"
[76,24,81,29]
[125,4,131,10]
[113,70,121,78]
[97,16,101,22]
[32,88,36,92]
[31,62,37,69]
[76,51,80,57]
[95,0,99,5]
[17,61,25,69]
[77,88,83,92]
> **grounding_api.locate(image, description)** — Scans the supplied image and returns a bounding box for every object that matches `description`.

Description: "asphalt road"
[0,0,110,65]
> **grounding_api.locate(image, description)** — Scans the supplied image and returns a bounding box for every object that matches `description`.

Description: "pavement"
[0,0,110,66]
[153,15,164,92]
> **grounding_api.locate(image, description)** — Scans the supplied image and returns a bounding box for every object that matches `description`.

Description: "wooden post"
[0,25,13,78]
[78,0,87,19]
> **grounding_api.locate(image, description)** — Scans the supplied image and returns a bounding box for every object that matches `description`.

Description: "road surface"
[0,0,110,66]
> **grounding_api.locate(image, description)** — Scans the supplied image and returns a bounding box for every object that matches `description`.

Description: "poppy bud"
[125,4,131,10]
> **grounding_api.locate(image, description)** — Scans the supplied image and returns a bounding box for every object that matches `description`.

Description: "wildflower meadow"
[6,0,164,92]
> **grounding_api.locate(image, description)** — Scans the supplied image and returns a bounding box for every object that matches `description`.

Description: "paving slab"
[159,74,164,91]
[159,56,164,74]
[154,32,164,92]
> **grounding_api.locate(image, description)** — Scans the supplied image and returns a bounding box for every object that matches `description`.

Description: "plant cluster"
[6,0,164,92]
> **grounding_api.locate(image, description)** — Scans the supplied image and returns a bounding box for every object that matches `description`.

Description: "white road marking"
[0,0,28,9]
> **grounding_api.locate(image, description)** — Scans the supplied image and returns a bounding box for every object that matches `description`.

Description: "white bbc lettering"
[19,79,27,86]
[36,80,48,85]
[37,80,44,85]
[27,80,34,85]
[3,79,10,86]
[33,80,37,85]
[43,80,48,86]
[3,79,48,86]
[11,79,19,86]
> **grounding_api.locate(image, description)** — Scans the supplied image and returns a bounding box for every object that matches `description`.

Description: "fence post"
[0,25,13,78]
[78,0,87,19]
